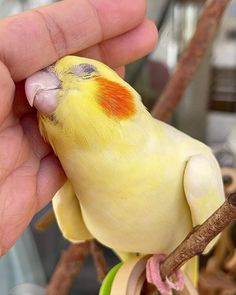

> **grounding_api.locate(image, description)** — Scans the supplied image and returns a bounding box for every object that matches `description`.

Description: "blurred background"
[0,0,236,294]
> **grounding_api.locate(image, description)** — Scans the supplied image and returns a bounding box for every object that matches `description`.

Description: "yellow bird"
[25,56,225,293]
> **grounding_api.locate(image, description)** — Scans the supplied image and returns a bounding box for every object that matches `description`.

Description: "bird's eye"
[70,63,97,79]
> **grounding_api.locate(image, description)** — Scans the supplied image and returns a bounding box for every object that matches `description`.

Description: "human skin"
[0,0,157,255]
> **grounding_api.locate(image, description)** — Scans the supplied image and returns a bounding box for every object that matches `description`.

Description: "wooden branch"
[90,240,108,283]
[151,0,230,121]
[159,193,236,280]
[46,242,90,295]
[46,240,108,295]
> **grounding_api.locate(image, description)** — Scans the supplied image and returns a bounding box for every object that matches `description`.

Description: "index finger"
[0,0,146,81]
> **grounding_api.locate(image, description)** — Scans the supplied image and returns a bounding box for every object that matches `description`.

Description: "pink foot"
[146,254,185,294]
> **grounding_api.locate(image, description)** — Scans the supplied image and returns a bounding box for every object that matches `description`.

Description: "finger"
[0,129,63,255]
[36,153,66,211]
[14,80,33,118]
[115,66,126,78]
[0,164,38,255]
[79,19,158,68]
[0,0,146,81]
[20,113,51,159]
[0,62,15,125]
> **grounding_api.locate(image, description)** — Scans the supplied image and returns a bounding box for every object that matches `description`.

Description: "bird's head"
[25,56,145,148]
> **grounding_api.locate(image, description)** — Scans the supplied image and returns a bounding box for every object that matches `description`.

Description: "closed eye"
[69,63,98,79]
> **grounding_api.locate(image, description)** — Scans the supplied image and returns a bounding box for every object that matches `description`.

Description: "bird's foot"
[146,254,185,294]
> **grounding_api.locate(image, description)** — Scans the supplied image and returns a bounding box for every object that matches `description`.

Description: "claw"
[146,254,185,294]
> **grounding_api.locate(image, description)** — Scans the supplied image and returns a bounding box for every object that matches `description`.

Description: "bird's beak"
[25,67,61,115]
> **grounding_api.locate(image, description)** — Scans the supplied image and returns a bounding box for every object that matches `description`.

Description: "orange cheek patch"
[96,77,136,119]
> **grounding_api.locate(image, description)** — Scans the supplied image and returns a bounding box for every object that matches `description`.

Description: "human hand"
[0,0,157,254]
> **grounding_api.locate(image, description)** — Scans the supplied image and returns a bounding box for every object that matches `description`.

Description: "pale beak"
[25,69,61,115]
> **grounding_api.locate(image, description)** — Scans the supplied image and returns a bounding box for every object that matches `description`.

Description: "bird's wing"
[184,154,225,252]
[52,180,93,242]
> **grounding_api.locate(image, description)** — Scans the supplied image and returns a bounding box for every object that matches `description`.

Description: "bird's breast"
[60,148,193,254]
